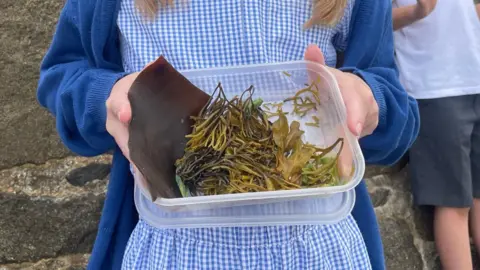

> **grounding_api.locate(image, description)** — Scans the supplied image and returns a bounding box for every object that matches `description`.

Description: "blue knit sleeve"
[340,0,420,166]
[37,1,128,156]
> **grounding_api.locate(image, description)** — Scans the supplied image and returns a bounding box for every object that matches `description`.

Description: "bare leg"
[434,207,472,270]
[470,199,480,258]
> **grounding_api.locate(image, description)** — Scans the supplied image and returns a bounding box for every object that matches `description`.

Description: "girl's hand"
[304,44,379,177]
[304,44,379,138]
[106,62,154,161]
[106,72,139,161]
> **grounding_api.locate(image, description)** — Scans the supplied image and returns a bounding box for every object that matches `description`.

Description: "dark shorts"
[409,94,480,207]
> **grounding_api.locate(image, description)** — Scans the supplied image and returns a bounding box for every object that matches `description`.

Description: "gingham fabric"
[122,218,369,270]
[117,0,371,269]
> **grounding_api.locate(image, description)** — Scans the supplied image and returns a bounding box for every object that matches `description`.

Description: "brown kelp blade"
[128,56,210,200]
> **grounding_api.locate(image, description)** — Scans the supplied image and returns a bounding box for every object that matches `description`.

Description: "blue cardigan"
[37,0,419,269]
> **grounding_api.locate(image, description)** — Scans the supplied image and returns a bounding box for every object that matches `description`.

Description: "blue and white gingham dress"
[117,0,371,269]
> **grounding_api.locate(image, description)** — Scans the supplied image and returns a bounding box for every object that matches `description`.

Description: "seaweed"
[128,56,210,200]
[176,84,344,196]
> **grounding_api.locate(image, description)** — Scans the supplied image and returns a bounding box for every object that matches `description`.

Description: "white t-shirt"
[393,0,480,99]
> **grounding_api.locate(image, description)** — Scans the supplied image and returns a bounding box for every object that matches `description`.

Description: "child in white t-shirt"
[393,1,480,269]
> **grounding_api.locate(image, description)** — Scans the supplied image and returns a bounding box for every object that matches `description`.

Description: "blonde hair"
[135,0,347,28]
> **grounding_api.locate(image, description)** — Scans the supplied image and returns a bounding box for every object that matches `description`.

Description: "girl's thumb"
[304,44,326,65]
[108,98,132,124]
[117,103,132,124]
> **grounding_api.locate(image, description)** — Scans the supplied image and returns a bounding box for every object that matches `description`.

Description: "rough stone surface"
[0,156,110,198]
[0,254,89,270]
[0,0,72,170]
[66,163,111,187]
[370,187,391,208]
[0,156,110,264]
[379,216,423,269]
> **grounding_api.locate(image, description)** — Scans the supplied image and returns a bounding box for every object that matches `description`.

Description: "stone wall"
[1,1,477,269]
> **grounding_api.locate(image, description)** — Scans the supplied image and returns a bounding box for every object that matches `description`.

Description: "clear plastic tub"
[134,60,365,213]
[135,184,356,228]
